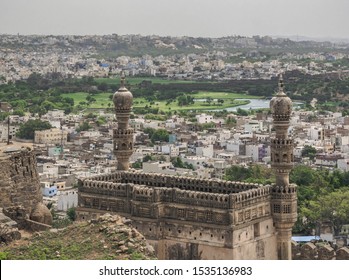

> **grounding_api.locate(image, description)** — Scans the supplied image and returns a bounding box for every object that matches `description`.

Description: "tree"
[143,155,153,162]
[144,128,169,143]
[66,207,76,221]
[217,98,224,105]
[236,108,249,116]
[171,157,194,170]
[302,189,349,236]
[224,165,253,182]
[177,94,194,106]
[76,122,92,132]
[301,145,317,160]
[206,97,213,105]
[16,119,52,140]
[225,164,274,184]
[132,161,142,169]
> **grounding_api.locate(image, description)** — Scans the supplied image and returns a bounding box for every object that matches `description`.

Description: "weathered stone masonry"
[0,147,52,230]
[0,148,41,212]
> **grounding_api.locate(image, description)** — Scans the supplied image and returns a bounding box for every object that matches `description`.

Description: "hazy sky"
[1,0,348,38]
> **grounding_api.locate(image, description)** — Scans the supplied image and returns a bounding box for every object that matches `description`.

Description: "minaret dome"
[112,74,133,112]
[270,74,292,122]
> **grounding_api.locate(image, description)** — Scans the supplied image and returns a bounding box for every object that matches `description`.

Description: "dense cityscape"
[1,33,349,261]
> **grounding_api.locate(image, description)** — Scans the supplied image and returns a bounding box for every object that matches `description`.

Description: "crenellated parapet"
[98,170,265,194]
[78,172,273,228]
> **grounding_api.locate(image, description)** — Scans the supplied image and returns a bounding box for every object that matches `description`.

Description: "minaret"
[113,74,134,170]
[270,74,297,260]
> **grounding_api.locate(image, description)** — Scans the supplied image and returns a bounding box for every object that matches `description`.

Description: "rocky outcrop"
[91,214,155,258]
[30,202,53,226]
[0,211,21,243]
[1,213,156,260]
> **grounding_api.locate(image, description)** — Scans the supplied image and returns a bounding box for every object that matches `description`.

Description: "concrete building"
[57,189,78,211]
[34,128,68,145]
[196,113,213,124]
[41,183,58,197]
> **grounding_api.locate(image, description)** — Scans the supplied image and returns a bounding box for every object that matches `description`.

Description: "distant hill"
[0,214,156,260]
[1,34,348,57]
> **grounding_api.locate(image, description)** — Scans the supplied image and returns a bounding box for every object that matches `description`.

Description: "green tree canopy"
[144,128,169,143]
[76,121,92,132]
[302,189,349,236]
[171,157,194,170]
[224,164,274,184]
[301,145,317,160]
[16,119,52,140]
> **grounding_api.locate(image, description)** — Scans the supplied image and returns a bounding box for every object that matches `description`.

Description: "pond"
[220,99,302,112]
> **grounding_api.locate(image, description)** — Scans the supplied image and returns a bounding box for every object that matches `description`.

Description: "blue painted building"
[41,182,58,197]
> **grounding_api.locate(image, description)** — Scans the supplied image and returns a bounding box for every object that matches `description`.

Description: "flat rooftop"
[0,142,34,158]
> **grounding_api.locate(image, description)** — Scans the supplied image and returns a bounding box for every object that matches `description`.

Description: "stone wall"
[0,147,52,228]
[0,148,41,213]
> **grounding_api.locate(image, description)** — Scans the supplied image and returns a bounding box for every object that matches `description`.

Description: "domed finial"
[278,74,284,93]
[120,72,126,87]
[120,71,126,88]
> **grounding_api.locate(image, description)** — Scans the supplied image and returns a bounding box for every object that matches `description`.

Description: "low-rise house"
[41,182,58,197]
[34,128,68,145]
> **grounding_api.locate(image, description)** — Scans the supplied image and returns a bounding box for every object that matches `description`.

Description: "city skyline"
[1,0,349,40]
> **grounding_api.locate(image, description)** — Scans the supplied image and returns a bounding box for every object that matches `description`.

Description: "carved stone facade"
[77,171,277,259]
[76,76,297,259]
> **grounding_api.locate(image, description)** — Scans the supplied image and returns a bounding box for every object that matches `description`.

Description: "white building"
[57,189,78,211]
[143,161,173,174]
[0,124,19,142]
[226,140,241,155]
[196,145,214,158]
[182,156,208,170]
[308,126,324,141]
[196,113,214,124]
[244,120,263,133]
[217,129,231,141]
[157,144,179,157]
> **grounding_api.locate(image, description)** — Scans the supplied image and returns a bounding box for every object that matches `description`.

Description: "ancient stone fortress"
[76,75,297,260]
[0,143,52,236]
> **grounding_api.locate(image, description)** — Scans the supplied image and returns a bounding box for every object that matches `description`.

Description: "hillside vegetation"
[0,214,156,260]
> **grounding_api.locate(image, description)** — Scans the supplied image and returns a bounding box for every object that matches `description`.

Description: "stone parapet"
[78,173,273,227]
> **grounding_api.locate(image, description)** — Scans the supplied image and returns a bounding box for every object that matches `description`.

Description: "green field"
[192,91,260,99]
[61,92,113,108]
[62,91,260,111]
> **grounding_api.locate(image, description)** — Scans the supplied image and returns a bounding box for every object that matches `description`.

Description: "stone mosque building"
[76,75,297,260]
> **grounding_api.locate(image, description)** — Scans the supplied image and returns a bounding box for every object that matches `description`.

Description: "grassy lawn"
[192,91,260,99]
[62,91,260,110]
[133,98,249,111]
[61,92,113,108]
